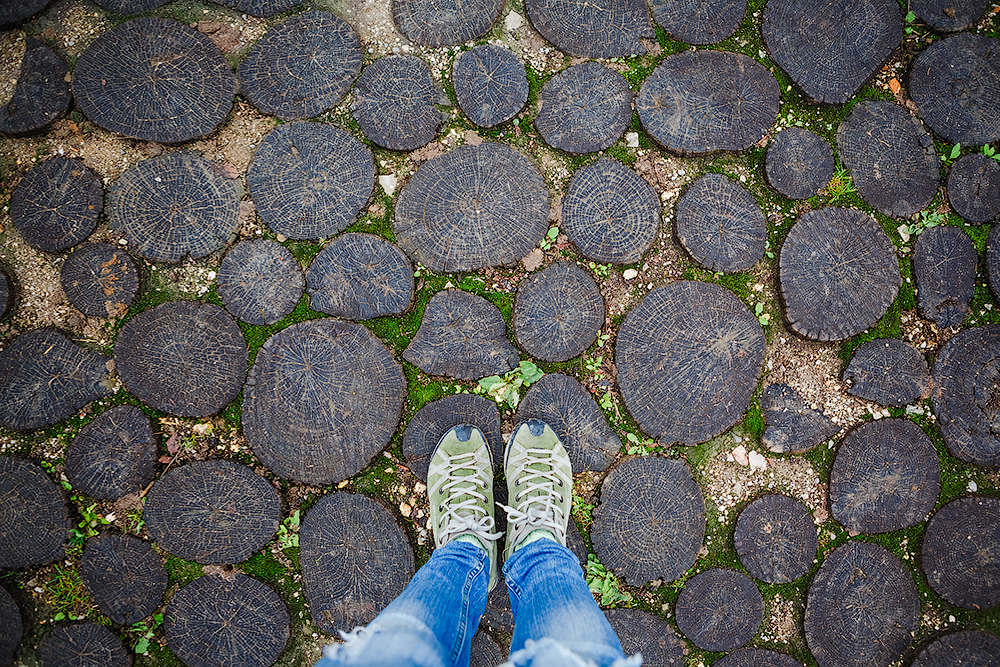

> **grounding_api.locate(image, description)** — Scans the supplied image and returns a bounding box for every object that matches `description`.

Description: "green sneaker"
[500,419,573,562]
[427,424,501,590]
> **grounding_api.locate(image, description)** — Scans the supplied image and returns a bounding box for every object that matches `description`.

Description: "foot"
[427,424,502,590]
[500,419,573,562]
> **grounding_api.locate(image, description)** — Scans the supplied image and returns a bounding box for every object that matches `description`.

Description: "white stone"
[626,132,639,148]
[623,268,638,281]
[732,445,749,466]
[748,450,767,472]
[505,11,523,30]
[969,480,978,492]
[379,174,397,196]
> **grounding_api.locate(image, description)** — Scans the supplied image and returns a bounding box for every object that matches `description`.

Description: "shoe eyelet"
[438,505,444,512]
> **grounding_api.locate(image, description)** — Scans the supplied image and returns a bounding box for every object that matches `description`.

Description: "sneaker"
[427,424,502,590]
[500,419,573,562]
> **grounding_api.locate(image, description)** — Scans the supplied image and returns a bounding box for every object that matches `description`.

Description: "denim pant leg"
[502,539,639,667]
[313,540,491,667]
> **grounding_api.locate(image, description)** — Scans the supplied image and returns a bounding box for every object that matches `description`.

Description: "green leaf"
[754,302,764,316]
[53,612,66,621]
[626,432,639,444]
[905,10,915,22]
[478,376,503,391]
[135,637,150,654]
[546,227,559,240]
[950,143,961,159]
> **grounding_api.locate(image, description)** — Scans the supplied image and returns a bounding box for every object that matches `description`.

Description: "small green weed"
[46,564,92,619]
[595,332,611,348]
[572,493,595,528]
[70,496,112,545]
[598,391,615,412]
[276,510,300,549]
[982,144,999,163]
[586,261,612,281]
[754,302,771,326]
[130,613,164,654]
[624,432,660,456]
[940,142,961,166]
[585,554,632,607]
[475,360,544,410]
[539,226,559,250]
[898,209,945,242]
[826,166,856,203]
[124,506,146,535]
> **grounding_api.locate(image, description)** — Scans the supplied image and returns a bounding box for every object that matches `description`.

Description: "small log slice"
[675,568,763,652]
[393,0,504,46]
[804,541,919,667]
[561,156,660,265]
[0,37,71,136]
[914,225,976,329]
[60,244,139,319]
[452,45,528,128]
[513,260,604,362]
[714,648,806,667]
[734,494,818,584]
[212,0,303,17]
[10,157,102,253]
[843,338,930,407]
[165,574,289,667]
[65,405,157,501]
[523,0,655,58]
[114,301,247,418]
[990,226,1000,300]
[403,394,503,483]
[778,207,901,341]
[676,173,766,273]
[912,630,1000,667]
[301,493,414,632]
[762,383,840,455]
[306,233,413,320]
[350,55,447,151]
[534,62,633,155]
[0,0,52,27]
[911,0,991,32]
[471,631,503,667]
[80,534,168,625]
[217,239,304,326]
[243,319,405,485]
[829,419,940,534]
[247,121,375,241]
[0,267,12,321]
[922,496,1000,610]
[604,608,685,667]
[948,153,1000,224]
[404,290,520,380]
[39,623,129,667]
[765,127,835,200]
[837,100,939,218]
[0,587,22,666]
[591,457,706,585]
[93,0,170,13]
[72,17,235,143]
[910,33,1000,146]
[145,460,280,564]
[0,456,69,569]
[616,280,765,445]
[515,373,622,472]
[637,50,779,155]
[649,0,746,45]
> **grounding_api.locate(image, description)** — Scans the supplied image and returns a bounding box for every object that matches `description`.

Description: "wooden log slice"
[523,0,654,58]
[393,0,504,46]
[65,405,157,501]
[403,394,503,483]
[306,233,413,320]
[603,608,685,667]
[114,301,247,417]
[676,173,766,273]
[394,142,550,272]
[765,127,835,200]
[616,280,765,445]
[591,457,706,585]
[830,419,940,534]
[351,55,447,151]
[762,383,840,455]
[649,0,746,45]
[404,289,520,380]
[778,207,901,341]
[931,325,1000,465]
[514,260,604,362]
[248,121,374,241]
[243,319,405,484]
[481,576,514,634]
[217,239,304,326]
[0,329,112,432]
[301,493,414,632]
[0,456,69,569]
[0,0,52,27]
[515,374,621,472]
[735,494,817,584]
[80,534,168,625]
[675,568,763,651]
[452,45,528,128]
[72,17,235,143]
[637,50,779,155]
[561,156,660,265]
[10,157,102,253]
[912,0,990,32]
[762,0,901,104]
[0,267,12,321]
[238,11,362,121]
[39,623,129,667]
[0,587,22,667]
[837,100,939,218]
[145,460,280,564]
[0,37,70,136]
[914,225,976,329]
[714,648,806,667]
[922,496,1000,610]
[804,541,919,667]
[60,244,139,319]
[910,33,1000,146]
[912,630,1000,667]
[211,0,302,17]
[470,631,504,667]
[990,226,1000,301]
[165,574,289,667]
[948,153,1000,224]
[843,338,930,407]
[535,62,633,155]
[108,151,240,263]
[92,0,170,13]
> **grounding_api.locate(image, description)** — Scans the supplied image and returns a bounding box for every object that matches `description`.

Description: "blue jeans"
[313,539,640,667]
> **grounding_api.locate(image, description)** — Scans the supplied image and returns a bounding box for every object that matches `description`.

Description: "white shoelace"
[500,447,568,541]
[432,451,501,546]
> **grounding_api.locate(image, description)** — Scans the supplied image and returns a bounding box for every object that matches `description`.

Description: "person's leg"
[315,425,502,667]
